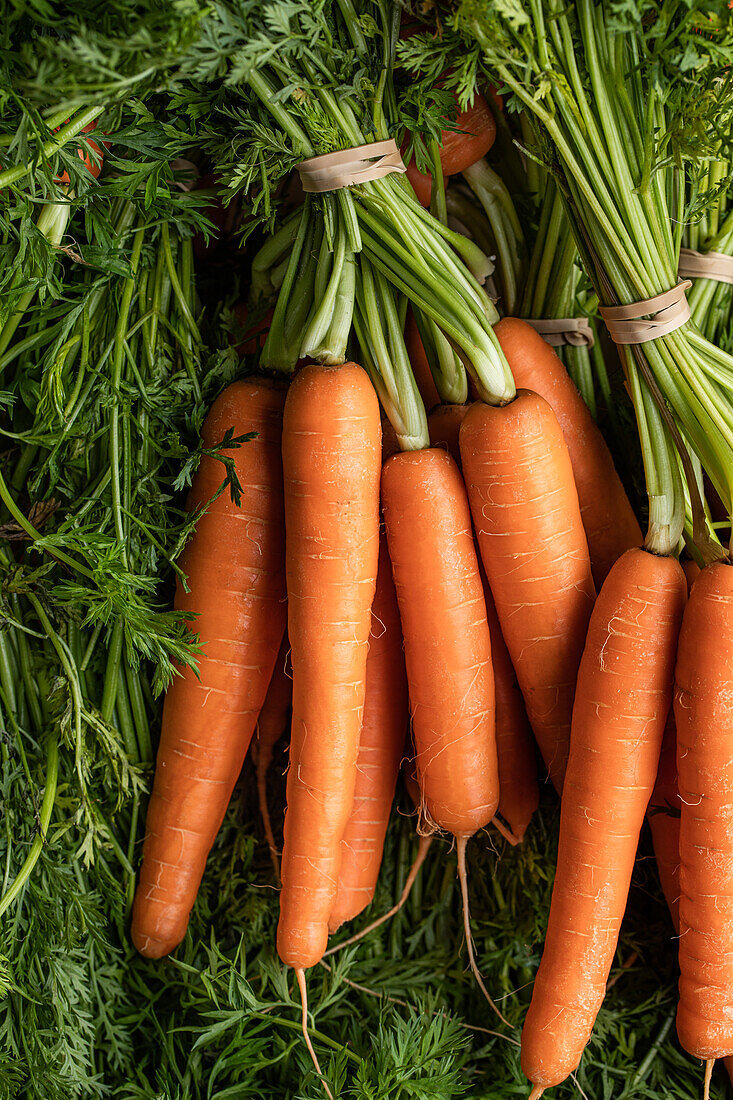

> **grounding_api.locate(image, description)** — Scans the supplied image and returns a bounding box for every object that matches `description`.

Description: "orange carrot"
[521,548,685,1093]
[253,630,292,883]
[132,379,287,958]
[494,319,641,587]
[460,391,596,791]
[382,446,503,1018]
[277,362,382,972]
[484,587,539,845]
[675,561,733,1086]
[328,536,408,932]
[427,402,539,842]
[646,560,698,934]
[427,403,468,462]
[647,710,681,931]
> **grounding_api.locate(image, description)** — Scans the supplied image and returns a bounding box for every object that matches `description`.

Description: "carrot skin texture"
[428,402,539,840]
[676,562,733,1060]
[131,379,287,958]
[484,587,539,843]
[381,448,498,837]
[521,548,686,1088]
[460,391,596,790]
[494,319,641,587]
[277,362,382,969]
[328,537,408,932]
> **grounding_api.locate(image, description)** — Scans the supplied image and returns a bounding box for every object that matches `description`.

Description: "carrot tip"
[703,1058,714,1100]
[528,1086,545,1100]
[295,968,334,1100]
[491,815,521,847]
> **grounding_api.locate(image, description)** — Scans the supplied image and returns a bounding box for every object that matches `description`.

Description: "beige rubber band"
[524,317,595,349]
[297,139,406,193]
[599,280,692,344]
[679,248,733,286]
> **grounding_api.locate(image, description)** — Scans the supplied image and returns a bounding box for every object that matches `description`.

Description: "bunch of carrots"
[109,5,733,1100]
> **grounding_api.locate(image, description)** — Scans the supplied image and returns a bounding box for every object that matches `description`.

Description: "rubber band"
[678,248,733,286]
[297,139,406,193]
[524,317,595,349]
[599,280,692,345]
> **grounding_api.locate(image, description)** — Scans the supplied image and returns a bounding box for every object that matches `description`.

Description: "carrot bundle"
[277,362,382,972]
[494,319,642,587]
[521,548,685,1094]
[328,535,408,932]
[132,380,288,958]
[460,391,595,791]
[675,561,733,1089]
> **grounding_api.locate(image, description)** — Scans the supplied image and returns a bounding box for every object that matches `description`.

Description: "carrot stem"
[456,836,510,1028]
[323,834,433,957]
[295,968,334,1100]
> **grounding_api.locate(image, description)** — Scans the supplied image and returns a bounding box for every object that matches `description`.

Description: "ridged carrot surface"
[460,391,595,790]
[428,401,539,841]
[381,447,498,838]
[328,536,408,932]
[277,362,381,970]
[676,561,733,1065]
[494,319,641,587]
[132,379,287,958]
[521,548,685,1090]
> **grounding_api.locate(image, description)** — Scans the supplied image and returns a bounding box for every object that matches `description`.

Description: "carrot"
[324,754,434,957]
[675,561,733,1088]
[647,710,681,931]
[427,401,539,843]
[253,630,292,884]
[132,379,287,958]
[494,318,641,587]
[485,588,539,845]
[232,303,274,358]
[460,391,596,791]
[404,309,440,409]
[646,560,699,933]
[403,92,497,208]
[327,536,408,932]
[426,402,468,461]
[381,446,504,1019]
[277,361,382,972]
[521,548,686,1095]
[56,119,108,183]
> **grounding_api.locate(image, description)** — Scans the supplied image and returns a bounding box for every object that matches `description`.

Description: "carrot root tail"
[456,835,510,1028]
[323,834,433,957]
[528,1087,545,1100]
[704,1058,714,1100]
[257,761,281,885]
[491,815,521,847]
[295,967,334,1100]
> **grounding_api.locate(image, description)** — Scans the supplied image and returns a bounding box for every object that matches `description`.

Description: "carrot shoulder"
[460,390,595,791]
[521,548,685,1090]
[132,379,287,958]
[277,362,382,970]
[494,318,641,586]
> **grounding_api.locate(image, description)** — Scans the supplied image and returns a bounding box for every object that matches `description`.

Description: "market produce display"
[3,2,733,1098]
